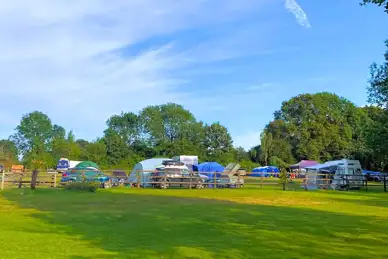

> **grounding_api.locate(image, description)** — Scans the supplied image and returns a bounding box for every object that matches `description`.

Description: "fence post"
[384,175,387,192]
[189,172,192,189]
[54,173,57,188]
[214,173,217,189]
[304,173,308,191]
[18,174,23,188]
[364,175,368,192]
[163,172,167,189]
[136,170,140,188]
[1,169,5,190]
[260,173,263,189]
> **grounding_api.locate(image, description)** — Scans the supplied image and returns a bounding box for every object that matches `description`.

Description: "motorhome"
[172,155,198,171]
[305,159,364,190]
[56,158,82,172]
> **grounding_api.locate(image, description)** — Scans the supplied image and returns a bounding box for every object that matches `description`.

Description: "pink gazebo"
[290,160,319,169]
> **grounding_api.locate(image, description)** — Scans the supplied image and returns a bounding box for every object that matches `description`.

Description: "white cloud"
[233,131,262,150]
[284,0,311,28]
[0,0,311,139]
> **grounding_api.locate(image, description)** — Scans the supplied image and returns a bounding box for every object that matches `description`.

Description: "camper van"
[56,158,82,172]
[330,159,364,190]
[305,159,364,190]
[172,155,198,171]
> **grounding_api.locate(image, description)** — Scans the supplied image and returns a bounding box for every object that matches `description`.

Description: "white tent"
[305,161,339,190]
[128,158,171,187]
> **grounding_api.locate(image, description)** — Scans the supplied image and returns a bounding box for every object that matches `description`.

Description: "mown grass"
[0,187,387,258]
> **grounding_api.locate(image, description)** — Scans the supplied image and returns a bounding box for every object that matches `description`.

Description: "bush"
[64,181,99,192]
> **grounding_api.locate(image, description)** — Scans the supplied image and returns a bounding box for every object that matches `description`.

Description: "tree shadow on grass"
[3,189,388,259]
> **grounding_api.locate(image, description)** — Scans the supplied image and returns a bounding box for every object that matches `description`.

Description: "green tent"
[75,161,99,170]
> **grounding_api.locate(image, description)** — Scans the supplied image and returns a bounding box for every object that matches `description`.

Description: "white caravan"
[305,159,364,190]
[56,158,82,172]
[172,155,198,171]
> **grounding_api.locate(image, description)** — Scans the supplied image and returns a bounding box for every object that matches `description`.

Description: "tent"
[197,162,224,178]
[128,158,171,187]
[251,166,280,177]
[75,161,99,170]
[290,160,319,169]
[304,161,341,190]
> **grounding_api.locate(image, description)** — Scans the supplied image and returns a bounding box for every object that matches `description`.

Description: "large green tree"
[140,103,204,157]
[203,122,233,163]
[266,92,369,162]
[367,41,388,108]
[11,111,54,166]
[106,112,140,146]
[365,42,388,171]
[50,125,68,161]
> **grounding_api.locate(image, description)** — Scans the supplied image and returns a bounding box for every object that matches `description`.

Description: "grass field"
[0,187,387,259]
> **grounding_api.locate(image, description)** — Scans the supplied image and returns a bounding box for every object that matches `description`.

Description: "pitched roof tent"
[290,160,319,169]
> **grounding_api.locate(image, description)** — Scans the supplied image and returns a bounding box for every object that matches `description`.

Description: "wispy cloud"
[0,0,312,139]
[284,0,311,28]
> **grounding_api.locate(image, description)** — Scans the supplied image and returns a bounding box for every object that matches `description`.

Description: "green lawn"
[0,188,387,258]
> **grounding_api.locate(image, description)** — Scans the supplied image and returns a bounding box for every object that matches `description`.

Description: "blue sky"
[0,0,387,150]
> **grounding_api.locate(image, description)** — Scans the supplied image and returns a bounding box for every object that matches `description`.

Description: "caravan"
[305,159,364,190]
[172,155,198,171]
[56,158,82,173]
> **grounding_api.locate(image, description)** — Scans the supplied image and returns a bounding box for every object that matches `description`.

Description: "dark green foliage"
[367,40,388,107]
[264,92,369,163]
[365,42,388,171]
[279,168,288,190]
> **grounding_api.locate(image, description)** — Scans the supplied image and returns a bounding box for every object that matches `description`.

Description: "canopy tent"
[290,160,319,169]
[251,166,280,177]
[128,158,171,187]
[304,161,341,190]
[197,162,224,178]
[74,161,99,170]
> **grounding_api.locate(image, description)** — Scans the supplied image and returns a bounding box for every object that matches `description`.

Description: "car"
[61,170,111,188]
[111,170,131,187]
[149,167,205,189]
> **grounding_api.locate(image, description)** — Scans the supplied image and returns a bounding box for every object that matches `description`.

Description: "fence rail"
[0,169,386,192]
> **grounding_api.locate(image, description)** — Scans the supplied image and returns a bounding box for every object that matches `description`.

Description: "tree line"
[0,1,387,171]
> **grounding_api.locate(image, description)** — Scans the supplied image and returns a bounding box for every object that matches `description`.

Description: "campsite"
[1,1,388,258]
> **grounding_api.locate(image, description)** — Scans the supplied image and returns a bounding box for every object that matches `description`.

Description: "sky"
[0,0,387,150]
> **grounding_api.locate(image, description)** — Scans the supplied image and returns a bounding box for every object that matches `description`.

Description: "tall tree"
[140,103,202,156]
[103,129,129,165]
[51,125,68,161]
[367,41,388,108]
[11,111,54,165]
[106,112,140,146]
[260,131,273,166]
[267,92,368,162]
[82,140,107,165]
[203,122,233,162]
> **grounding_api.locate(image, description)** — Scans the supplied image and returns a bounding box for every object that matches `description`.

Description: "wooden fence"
[0,169,386,192]
[1,170,57,190]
